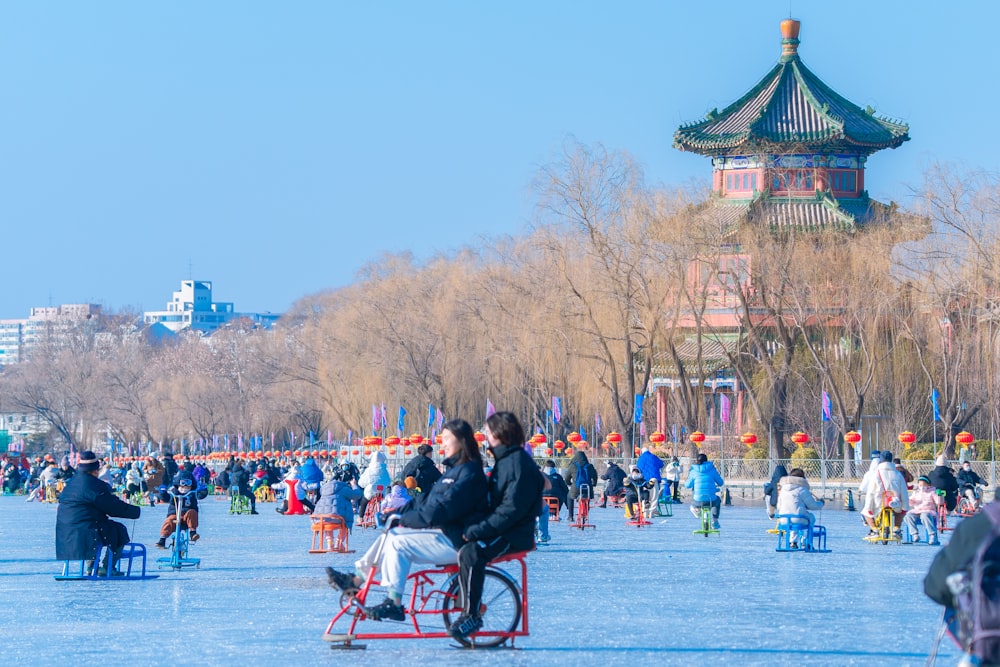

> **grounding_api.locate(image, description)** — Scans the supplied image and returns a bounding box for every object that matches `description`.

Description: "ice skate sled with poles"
[774,514,830,553]
[569,485,595,529]
[692,504,720,537]
[357,485,384,528]
[863,506,902,545]
[323,528,530,650]
[157,488,201,570]
[56,516,158,581]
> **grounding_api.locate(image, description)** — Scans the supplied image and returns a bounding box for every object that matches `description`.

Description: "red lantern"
[897,431,915,446]
[404,448,412,456]
[351,449,359,456]
[388,447,397,456]
[844,431,862,445]
[566,432,582,443]
[790,431,810,446]
[607,431,622,444]
[410,434,423,445]
[438,448,445,456]
[435,434,443,445]
[474,432,486,443]
[956,431,975,446]
[740,432,758,446]
[554,440,566,451]
[385,436,400,446]
[282,450,292,458]
[531,433,547,445]
[649,431,666,444]
[689,431,706,445]
[339,449,348,457]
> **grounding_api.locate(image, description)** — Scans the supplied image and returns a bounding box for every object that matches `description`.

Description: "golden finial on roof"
[780,18,800,59]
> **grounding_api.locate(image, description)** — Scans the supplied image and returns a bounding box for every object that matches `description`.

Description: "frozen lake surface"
[0,494,958,666]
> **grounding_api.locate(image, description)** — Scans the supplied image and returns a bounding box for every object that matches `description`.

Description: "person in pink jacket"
[903,475,942,546]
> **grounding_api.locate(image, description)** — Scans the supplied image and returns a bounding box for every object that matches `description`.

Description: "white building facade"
[143,280,280,334]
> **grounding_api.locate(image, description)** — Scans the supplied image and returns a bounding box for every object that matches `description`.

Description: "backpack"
[950,502,1000,663]
[575,462,594,497]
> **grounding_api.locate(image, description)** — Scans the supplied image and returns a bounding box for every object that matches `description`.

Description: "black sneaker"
[250,510,259,515]
[155,538,166,549]
[448,612,483,640]
[189,531,199,542]
[325,567,359,595]
[366,598,405,621]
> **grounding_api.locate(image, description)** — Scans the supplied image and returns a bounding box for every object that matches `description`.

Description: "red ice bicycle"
[323,549,530,649]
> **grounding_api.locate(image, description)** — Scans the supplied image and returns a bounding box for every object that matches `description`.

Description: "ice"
[0,495,958,665]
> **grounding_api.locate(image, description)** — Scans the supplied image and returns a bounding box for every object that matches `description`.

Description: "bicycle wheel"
[443,570,521,648]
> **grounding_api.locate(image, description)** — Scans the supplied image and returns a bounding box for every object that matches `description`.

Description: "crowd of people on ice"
[15,420,1000,659]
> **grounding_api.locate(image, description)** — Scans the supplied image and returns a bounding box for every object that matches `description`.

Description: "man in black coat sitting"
[56,451,141,576]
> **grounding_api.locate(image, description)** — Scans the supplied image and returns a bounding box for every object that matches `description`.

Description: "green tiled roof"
[674,44,909,155]
[698,192,893,235]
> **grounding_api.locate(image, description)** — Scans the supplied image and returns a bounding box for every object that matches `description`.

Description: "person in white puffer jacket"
[861,450,910,535]
[776,468,825,539]
[358,451,392,519]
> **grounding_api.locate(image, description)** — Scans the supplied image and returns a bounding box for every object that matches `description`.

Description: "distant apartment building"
[0,303,102,366]
[143,280,280,334]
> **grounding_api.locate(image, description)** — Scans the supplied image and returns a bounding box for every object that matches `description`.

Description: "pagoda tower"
[673,19,909,232]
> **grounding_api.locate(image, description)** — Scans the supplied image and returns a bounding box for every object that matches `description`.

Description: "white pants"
[355,527,457,597]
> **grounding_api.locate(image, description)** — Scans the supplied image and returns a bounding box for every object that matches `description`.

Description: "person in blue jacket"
[763,464,788,519]
[297,456,325,513]
[685,453,725,529]
[636,447,664,498]
[313,475,363,527]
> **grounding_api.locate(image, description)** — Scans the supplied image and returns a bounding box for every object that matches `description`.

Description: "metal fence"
[556,456,999,487]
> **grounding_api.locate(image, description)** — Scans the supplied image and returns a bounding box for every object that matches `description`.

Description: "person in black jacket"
[925,502,1000,620]
[599,461,627,508]
[325,419,489,622]
[230,462,259,514]
[401,444,442,498]
[55,450,141,576]
[541,460,569,518]
[451,411,544,641]
[929,455,960,512]
[957,461,987,506]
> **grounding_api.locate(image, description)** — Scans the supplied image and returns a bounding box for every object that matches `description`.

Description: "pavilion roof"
[673,20,909,156]
[702,191,894,235]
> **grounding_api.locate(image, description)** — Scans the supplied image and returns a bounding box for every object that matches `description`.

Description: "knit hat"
[880,450,894,463]
[870,450,881,460]
[404,476,418,490]
[77,451,100,472]
[918,475,932,484]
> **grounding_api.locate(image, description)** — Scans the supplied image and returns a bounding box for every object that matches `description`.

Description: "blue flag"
[821,391,832,421]
[427,404,435,428]
[931,389,941,422]
[580,426,587,442]
[633,394,645,424]
[397,406,407,434]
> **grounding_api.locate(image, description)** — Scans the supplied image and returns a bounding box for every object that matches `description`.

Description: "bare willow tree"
[534,141,671,438]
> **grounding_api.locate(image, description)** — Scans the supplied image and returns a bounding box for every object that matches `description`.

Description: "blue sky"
[0,1,996,317]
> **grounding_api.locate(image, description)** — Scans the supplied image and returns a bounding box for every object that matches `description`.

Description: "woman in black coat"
[56,451,140,572]
[929,456,960,512]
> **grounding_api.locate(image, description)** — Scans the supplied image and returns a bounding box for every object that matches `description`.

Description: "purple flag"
[639,421,647,437]
[486,399,496,418]
[552,397,562,423]
[372,404,379,433]
[436,409,444,431]
[720,394,731,424]
[380,403,388,430]
[822,391,832,421]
